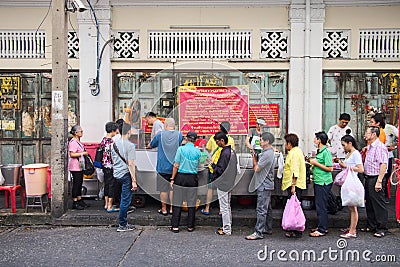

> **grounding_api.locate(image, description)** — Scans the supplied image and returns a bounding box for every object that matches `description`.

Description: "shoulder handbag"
[82,154,95,177]
[113,143,128,165]
[74,140,95,177]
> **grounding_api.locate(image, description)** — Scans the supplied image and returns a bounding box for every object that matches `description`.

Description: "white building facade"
[0,0,399,164]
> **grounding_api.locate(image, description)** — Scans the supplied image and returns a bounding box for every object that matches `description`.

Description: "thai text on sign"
[178,86,249,135]
[249,104,280,127]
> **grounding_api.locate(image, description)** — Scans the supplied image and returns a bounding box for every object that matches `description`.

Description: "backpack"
[327,191,339,215]
[93,145,104,168]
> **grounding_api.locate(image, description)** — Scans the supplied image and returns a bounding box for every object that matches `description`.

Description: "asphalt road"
[0,225,399,267]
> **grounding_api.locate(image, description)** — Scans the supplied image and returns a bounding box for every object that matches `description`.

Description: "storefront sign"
[141,117,167,133]
[178,86,249,135]
[249,104,280,127]
[0,76,21,110]
[1,120,16,130]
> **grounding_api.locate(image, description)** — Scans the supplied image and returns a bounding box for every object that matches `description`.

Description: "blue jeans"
[116,172,133,227]
[314,183,332,233]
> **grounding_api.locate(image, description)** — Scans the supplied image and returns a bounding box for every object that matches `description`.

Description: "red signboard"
[249,104,280,127]
[141,117,167,133]
[178,86,249,135]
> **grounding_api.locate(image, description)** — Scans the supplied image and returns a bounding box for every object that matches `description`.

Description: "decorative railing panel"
[113,31,140,59]
[0,30,46,58]
[323,30,350,58]
[148,30,251,59]
[68,31,79,59]
[260,30,289,59]
[359,29,400,59]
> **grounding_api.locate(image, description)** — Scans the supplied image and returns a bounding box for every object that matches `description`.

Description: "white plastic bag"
[340,169,365,207]
[0,169,4,185]
[96,168,104,183]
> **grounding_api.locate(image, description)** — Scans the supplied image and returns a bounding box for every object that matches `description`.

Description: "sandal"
[106,207,120,213]
[201,209,210,215]
[158,209,168,216]
[360,227,372,232]
[311,228,328,233]
[374,232,385,238]
[309,231,326,237]
[169,227,179,233]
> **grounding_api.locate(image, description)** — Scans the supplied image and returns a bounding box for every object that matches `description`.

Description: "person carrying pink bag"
[282,194,306,233]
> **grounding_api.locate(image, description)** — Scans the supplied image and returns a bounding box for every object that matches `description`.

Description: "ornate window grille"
[359,29,400,59]
[0,30,46,58]
[260,30,289,59]
[323,30,350,58]
[68,31,79,59]
[113,31,140,59]
[148,30,251,59]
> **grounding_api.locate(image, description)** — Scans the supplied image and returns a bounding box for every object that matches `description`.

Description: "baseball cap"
[186,131,198,141]
[256,118,266,125]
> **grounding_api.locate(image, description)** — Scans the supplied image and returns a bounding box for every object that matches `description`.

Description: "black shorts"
[157,173,172,192]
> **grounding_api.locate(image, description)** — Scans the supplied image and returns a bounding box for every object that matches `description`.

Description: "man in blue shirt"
[169,131,202,233]
[149,118,183,215]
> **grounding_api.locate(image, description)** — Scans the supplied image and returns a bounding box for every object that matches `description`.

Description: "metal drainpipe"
[304,0,311,151]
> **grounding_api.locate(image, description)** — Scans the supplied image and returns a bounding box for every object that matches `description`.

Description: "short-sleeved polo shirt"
[312,146,333,186]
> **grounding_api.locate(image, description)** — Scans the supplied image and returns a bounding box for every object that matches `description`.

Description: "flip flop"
[360,227,372,232]
[158,209,168,216]
[107,207,119,213]
[309,231,326,237]
[201,209,210,215]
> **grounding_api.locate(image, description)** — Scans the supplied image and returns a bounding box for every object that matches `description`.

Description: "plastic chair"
[0,185,25,213]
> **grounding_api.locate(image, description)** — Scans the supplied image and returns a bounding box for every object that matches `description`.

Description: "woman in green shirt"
[309,131,333,237]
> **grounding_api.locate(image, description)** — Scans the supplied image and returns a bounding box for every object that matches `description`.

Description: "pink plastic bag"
[334,167,349,186]
[281,194,306,232]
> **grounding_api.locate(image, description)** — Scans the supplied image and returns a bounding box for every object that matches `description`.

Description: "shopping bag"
[334,167,349,186]
[340,169,365,207]
[281,194,306,231]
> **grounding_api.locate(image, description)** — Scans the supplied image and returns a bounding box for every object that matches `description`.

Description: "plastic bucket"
[0,164,22,185]
[22,163,49,195]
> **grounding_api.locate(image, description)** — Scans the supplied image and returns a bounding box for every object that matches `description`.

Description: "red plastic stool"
[0,185,26,213]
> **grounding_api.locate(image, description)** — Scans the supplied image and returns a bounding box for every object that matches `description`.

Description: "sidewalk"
[1,193,399,230]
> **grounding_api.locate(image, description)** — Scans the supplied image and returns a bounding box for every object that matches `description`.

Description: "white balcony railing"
[0,30,46,58]
[359,29,400,59]
[148,30,251,59]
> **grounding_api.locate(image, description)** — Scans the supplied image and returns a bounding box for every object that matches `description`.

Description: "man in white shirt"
[327,113,352,159]
[383,123,398,203]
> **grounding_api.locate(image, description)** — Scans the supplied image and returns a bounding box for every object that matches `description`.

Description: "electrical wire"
[35,0,52,38]
[86,0,101,96]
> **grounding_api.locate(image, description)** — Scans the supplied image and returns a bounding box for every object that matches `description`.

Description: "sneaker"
[78,199,90,208]
[245,232,263,240]
[117,224,136,232]
[340,232,357,238]
[72,202,84,210]
[215,228,231,236]
[128,206,136,214]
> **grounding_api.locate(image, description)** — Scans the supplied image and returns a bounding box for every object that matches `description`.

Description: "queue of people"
[67,112,394,238]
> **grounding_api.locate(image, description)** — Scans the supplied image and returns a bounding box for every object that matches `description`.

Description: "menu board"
[0,76,21,110]
[249,103,280,127]
[178,86,249,135]
[141,117,166,133]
